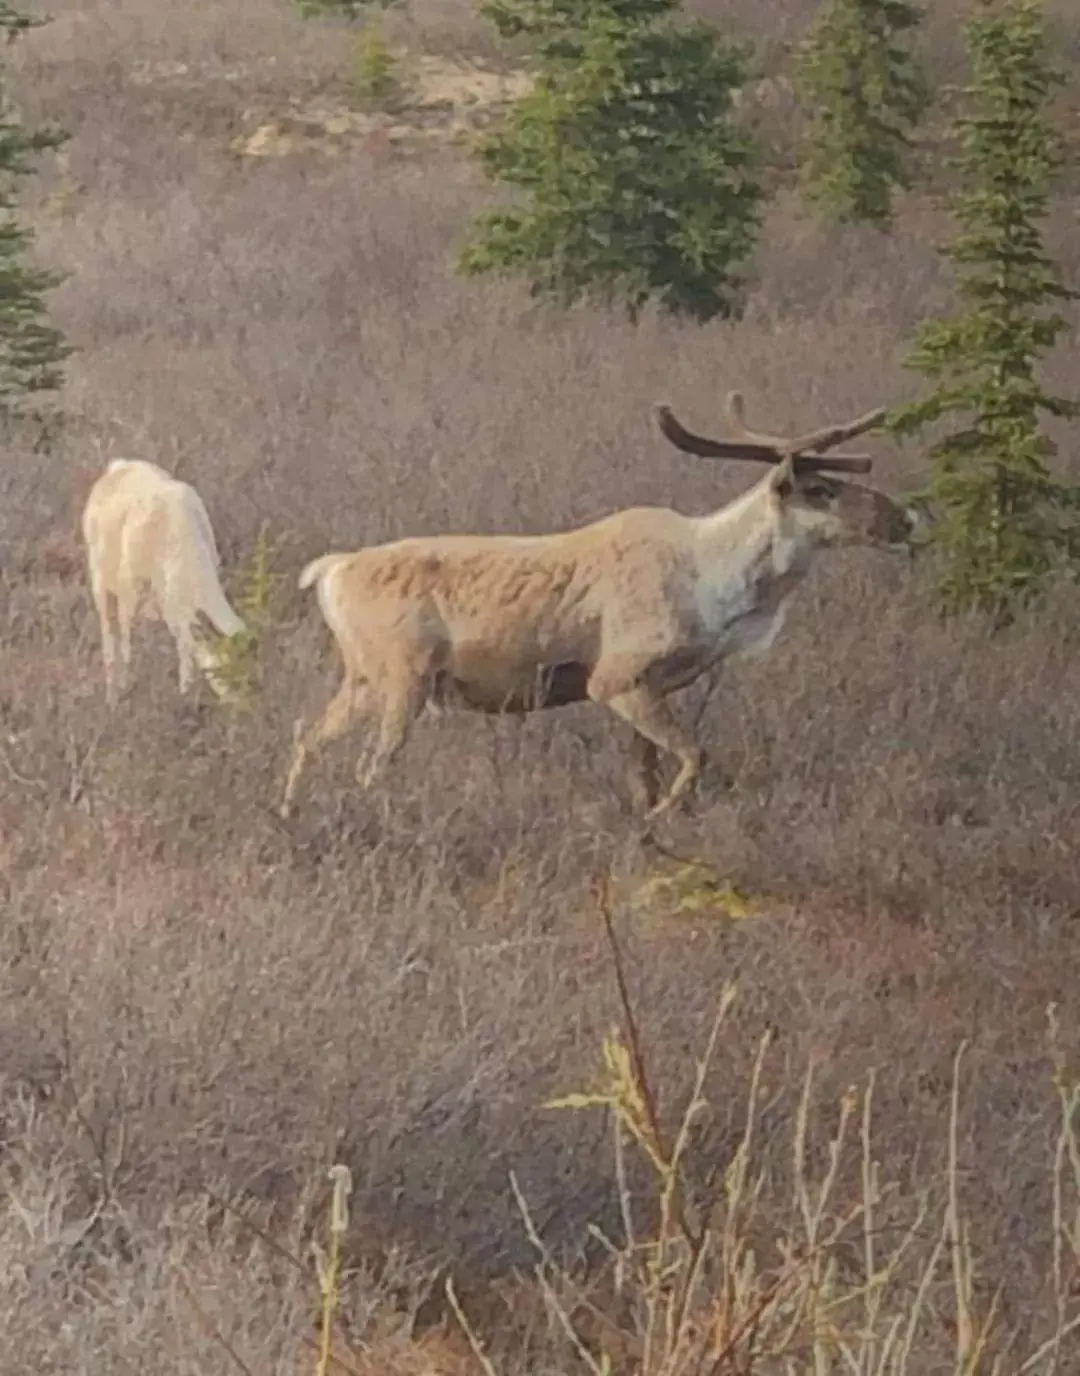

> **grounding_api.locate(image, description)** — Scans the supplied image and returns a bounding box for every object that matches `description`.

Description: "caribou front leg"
[602,686,705,820]
[628,735,661,813]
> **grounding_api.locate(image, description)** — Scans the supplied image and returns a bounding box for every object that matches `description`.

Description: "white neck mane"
[695,470,814,578]
[683,472,822,660]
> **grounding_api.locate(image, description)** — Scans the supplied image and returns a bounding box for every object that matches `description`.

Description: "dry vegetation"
[3,0,1080,1370]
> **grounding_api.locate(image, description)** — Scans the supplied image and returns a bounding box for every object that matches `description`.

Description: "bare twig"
[446,1276,504,1376]
[0,735,46,791]
[65,723,105,808]
[594,870,706,1254]
[948,1041,972,1367]
[199,1183,309,1274]
[508,1171,611,1376]
[593,872,664,1159]
[297,1333,368,1376]
[176,1269,257,1376]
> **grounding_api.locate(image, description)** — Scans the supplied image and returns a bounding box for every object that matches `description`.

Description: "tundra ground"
[3,1,1080,1371]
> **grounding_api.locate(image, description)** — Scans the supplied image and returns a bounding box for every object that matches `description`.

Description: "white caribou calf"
[281,393,917,821]
[81,459,245,704]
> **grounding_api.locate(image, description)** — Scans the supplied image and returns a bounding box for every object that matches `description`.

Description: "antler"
[655,392,878,476]
[723,391,792,451]
[653,405,795,463]
[726,391,886,457]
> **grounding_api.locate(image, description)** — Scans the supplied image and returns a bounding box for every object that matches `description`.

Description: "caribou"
[81,458,246,704]
[280,392,917,820]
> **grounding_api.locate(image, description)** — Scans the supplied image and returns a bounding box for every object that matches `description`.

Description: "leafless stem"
[446,1277,505,1376]
[175,1270,257,1376]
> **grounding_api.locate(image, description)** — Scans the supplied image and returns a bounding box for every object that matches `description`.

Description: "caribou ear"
[770,454,796,499]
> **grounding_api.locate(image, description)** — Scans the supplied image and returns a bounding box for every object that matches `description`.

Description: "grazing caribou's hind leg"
[602,686,705,820]
[114,579,139,701]
[161,566,200,694]
[282,608,440,817]
[88,568,121,707]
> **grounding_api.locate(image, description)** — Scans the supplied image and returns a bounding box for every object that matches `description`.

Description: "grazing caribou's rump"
[81,458,245,703]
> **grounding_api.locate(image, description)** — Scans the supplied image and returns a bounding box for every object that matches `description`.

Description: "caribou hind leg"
[280,675,370,818]
[89,575,122,707]
[353,667,428,789]
[113,579,139,700]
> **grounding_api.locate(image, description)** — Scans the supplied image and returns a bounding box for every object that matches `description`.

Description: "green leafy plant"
[889,0,1079,618]
[199,523,287,710]
[459,0,763,324]
[352,18,405,111]
[0,2,71,430]
[794,0,928,228]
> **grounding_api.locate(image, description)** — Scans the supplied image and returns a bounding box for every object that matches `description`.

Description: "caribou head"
[654,392,918,550]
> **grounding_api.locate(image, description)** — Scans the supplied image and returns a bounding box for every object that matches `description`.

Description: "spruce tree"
[459,0,762,324]
[889,0,1079,617]
[0,1,70,426]
[794,0,927,228]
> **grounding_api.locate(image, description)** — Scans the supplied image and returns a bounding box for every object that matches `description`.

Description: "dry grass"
[2,0,1080,1371]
